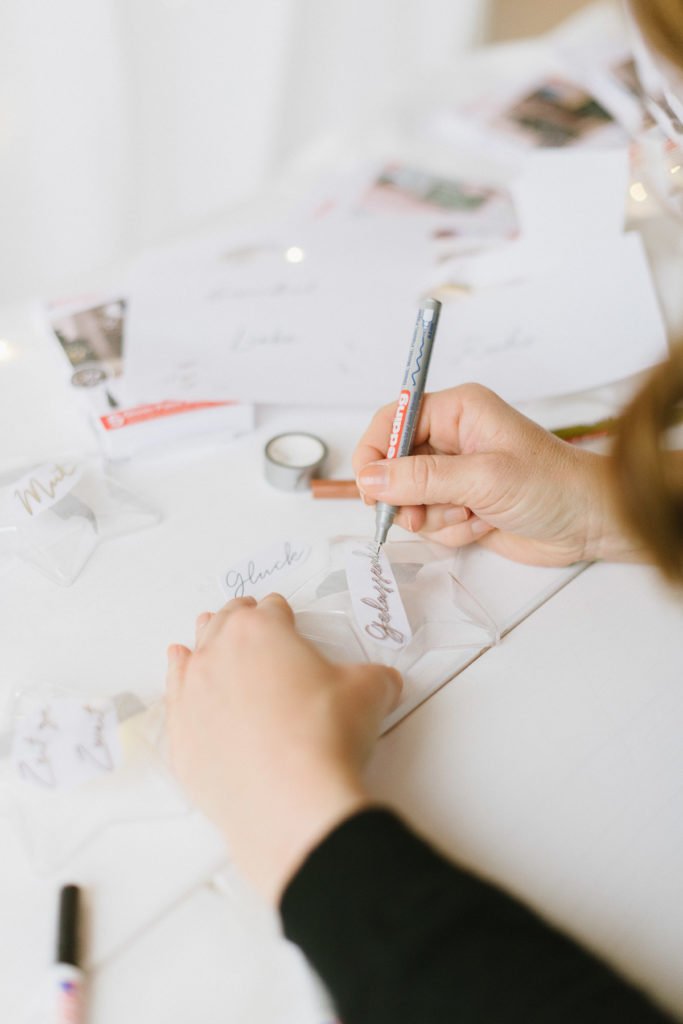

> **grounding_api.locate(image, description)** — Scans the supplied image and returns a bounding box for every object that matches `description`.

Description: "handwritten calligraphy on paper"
[12,698,122,790]
[222,539,313,601]
[345,543,412,650]
[227,328,298,354]
[8,462,84,523]
[454,326,534,363]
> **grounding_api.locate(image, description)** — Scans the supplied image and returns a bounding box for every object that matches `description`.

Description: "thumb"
[358,452,497,508]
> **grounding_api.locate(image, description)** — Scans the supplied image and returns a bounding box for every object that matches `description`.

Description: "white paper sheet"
[511,148,630,248]
[123,138,667,410]
[124,217,433,408]
[126,222,667,408]
[429,232,667,404]
[433,147,632,285]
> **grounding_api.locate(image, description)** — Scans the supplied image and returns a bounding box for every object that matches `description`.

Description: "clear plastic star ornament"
[0,457,160,586]
[0,684,187,873]
[289,535,499,732]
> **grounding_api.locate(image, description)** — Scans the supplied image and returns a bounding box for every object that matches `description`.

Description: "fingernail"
[358,462,389,492]
[405,511,414,532]
[443,506,468,526]
[471,518,489,535]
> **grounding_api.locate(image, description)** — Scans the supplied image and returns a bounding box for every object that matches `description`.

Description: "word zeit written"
[352,545,407,646]
[16,702,118,789]
[13,462,80,518]
[225,541,311,599]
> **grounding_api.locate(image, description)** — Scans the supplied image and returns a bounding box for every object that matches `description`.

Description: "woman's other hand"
[166,594,401,903]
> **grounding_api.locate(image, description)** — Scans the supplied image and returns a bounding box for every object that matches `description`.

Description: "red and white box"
[95,399,254,459]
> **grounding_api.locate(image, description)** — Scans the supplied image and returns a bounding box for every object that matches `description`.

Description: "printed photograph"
[355,163,517,240]
[360,163,497,214]
[492,77,614,147]
[48,298,126,377]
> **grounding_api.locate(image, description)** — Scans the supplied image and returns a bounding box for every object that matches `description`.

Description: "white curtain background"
[0,0,489,304]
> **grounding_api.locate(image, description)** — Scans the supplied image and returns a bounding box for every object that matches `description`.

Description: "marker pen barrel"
[52,885,85,1024]
[374,298,442,550]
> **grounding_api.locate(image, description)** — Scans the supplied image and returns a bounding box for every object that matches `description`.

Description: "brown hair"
[614,345,683,584]
[629,0,683,71]
[612,2,683,584]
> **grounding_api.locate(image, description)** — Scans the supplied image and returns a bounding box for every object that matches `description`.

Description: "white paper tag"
[221,538,317,601]
[12,698,122,790]
[3,462,84,525]
[345,542,412,650]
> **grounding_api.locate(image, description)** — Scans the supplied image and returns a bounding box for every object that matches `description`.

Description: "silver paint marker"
[374,297,442,551]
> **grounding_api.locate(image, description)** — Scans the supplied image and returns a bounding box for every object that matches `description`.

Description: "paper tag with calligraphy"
[221,538,322,601]
[12,697,122,790]
[345,542,412,650]
[3,462,84,526]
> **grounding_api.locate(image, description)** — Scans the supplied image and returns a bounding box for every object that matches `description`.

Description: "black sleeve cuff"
[280,807,671,1024]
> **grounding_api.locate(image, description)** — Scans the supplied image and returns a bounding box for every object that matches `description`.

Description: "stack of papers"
[49,7,669,447]
[122,149,667,410]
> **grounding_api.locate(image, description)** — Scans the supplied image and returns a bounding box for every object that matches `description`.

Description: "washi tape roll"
[264,432,328,491]
[70,364,108,388]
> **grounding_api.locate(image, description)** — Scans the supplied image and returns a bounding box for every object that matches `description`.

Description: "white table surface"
[2,20,683,1022]
[90,561,683,1024]
[2,298,682,1024]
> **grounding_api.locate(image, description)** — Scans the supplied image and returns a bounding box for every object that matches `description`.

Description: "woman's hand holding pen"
[166,385,647,908]
[166,594,401,904]
[354,384,644,566]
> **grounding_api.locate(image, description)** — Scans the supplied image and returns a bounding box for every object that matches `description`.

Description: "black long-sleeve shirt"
[281,808,674,1023]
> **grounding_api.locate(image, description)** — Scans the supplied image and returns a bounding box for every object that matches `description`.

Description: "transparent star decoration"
[0,458,160,586]
[289,536,499,732]
[0,687,187,874]
[0,537,498,871]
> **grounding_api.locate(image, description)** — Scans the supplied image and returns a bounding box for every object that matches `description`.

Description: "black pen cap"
[56,885,81,966]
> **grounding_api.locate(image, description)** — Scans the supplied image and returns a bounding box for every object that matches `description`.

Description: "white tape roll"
[264,432,328,491]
